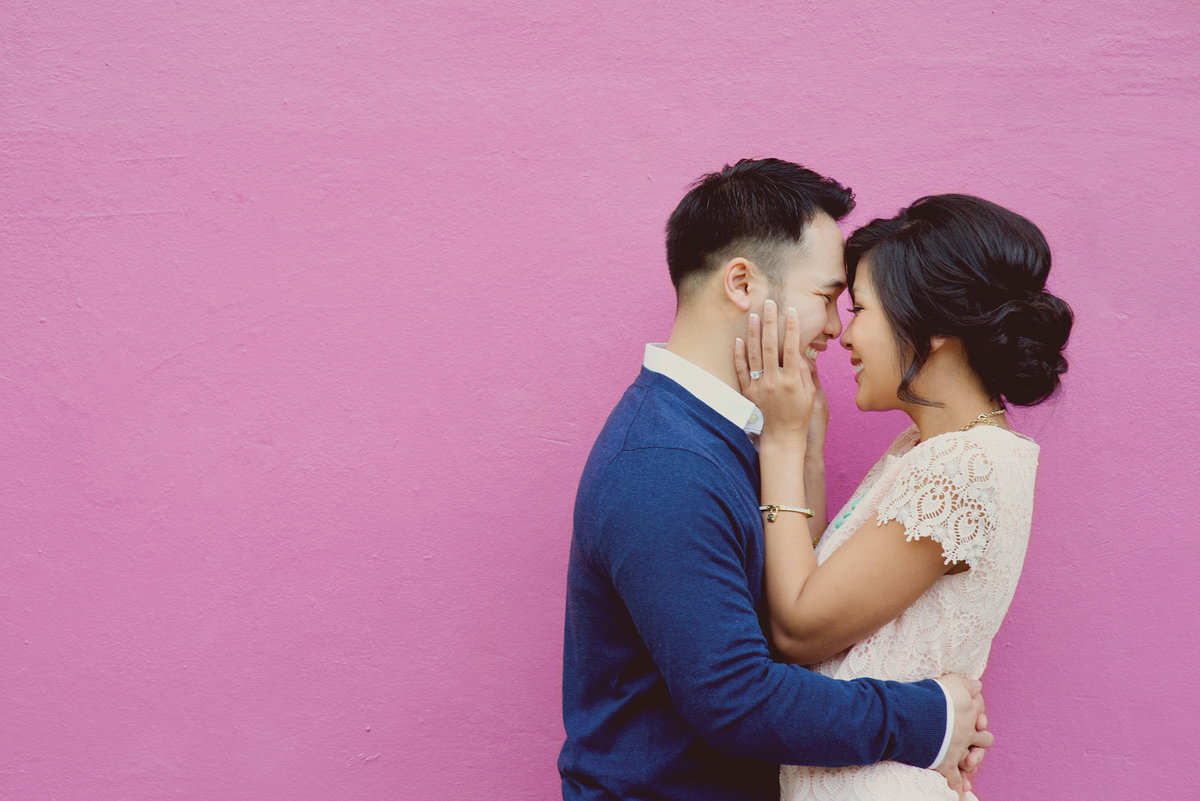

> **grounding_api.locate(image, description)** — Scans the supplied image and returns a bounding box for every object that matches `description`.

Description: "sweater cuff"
[928,680,955,770]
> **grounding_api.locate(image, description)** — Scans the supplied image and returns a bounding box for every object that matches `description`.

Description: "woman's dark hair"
[666,158,855,298]
[845,194,1073,407]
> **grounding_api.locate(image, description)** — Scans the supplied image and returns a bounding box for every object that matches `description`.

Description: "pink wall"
[3,2,1197,798]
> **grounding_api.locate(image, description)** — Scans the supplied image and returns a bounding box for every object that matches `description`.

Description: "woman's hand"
[735,299,815,447]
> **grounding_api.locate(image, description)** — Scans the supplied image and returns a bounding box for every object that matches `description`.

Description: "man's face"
[765,212,847,367]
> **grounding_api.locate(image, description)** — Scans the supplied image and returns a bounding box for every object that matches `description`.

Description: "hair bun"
[846,194,1073,408]
[974,290,1073,406]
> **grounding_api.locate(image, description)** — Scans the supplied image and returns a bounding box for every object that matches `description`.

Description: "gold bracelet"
[759,504,815,522]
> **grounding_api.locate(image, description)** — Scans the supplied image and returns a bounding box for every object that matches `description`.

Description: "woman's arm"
[757,428,952,666]
[766,517,952,665]
[803,369,829,540]
[736,301,822,657]
[737,302,957,666]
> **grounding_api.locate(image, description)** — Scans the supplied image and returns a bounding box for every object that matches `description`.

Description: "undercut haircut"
[666,158,855,301]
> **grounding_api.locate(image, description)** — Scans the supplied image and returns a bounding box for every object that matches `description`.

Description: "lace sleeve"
[875,433,999,567]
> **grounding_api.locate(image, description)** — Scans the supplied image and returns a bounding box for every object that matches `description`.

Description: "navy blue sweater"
[559,368,946,801]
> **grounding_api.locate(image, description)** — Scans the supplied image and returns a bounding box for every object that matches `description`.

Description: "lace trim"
[875,433,998,567]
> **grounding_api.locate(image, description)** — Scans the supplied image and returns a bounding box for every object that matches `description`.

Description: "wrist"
[759,431,809,453]
[760,443,808,467]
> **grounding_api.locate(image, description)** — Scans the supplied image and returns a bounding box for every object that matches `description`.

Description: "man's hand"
[933,676,993,795]
[959,715,988,796]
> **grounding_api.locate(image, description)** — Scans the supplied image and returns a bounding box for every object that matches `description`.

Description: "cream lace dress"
[781,424,1039,801]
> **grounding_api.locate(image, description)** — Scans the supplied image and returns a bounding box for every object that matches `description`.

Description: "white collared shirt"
[640,342,955,770]
[642,344,763,436]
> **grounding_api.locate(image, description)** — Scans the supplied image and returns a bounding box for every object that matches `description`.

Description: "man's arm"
[601,447,947,768]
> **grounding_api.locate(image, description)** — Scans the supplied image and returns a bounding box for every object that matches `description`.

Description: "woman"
[735,194,1072,800]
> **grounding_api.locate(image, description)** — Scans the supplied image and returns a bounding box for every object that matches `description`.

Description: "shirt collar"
[643,344,763,436]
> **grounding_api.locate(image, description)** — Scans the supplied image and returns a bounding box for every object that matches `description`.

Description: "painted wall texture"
[2,2,1197,799]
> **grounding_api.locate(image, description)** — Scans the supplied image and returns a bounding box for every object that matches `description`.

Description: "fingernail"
[749,313,758,323]
[765,299,775,309]
[788,306,798,318]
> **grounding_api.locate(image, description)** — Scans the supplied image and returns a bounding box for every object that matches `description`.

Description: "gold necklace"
[960,409,1006,431]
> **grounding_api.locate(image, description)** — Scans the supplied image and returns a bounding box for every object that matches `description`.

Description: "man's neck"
[663,314,740,391]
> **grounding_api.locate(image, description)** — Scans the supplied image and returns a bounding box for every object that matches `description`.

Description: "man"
[559,159,990,800]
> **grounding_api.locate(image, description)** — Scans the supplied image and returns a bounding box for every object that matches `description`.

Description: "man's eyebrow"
[820,280,847,292]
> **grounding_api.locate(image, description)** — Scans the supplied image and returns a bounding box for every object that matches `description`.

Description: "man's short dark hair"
[665,158,855,300]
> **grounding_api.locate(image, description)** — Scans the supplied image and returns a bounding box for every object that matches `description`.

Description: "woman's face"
[841,258,905,412]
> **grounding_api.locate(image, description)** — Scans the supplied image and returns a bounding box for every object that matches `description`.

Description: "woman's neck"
[907,396,1008,441]
[902,346,1008,441]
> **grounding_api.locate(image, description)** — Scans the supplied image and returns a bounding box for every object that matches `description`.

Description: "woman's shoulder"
[905,423,1038,460]
[884,424,923,456]
[855,425,921,482]
[954,425,1040,470]
[886,425,1039,500]
[875,425,1039,565]
[866,423,1038,496]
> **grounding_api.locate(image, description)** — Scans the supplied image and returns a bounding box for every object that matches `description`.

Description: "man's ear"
[721,258,756,312]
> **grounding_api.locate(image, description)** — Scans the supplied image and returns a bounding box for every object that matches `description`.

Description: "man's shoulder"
[587,369,740,472]
[574,372,760,562]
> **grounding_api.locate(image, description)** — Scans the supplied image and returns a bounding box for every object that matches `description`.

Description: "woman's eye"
[846,305,863,314]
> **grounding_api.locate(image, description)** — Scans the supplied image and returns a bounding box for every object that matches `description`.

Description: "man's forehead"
[777,241,846,283]
[787,213,847,288]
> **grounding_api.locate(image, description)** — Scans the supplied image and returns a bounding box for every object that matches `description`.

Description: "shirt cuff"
[928,680,955,770]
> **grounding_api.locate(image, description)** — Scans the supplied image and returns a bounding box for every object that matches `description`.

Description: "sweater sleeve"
[601,447,947,768]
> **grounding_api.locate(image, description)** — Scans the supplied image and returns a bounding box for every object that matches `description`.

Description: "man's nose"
[826,306,844,338]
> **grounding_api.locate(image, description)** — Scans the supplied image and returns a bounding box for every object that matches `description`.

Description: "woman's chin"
[855,393,887,413]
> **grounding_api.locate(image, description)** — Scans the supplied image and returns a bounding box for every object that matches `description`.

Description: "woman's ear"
[927,336,970,368]
[722,257,755,312]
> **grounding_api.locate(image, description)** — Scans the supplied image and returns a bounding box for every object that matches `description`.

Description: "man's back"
[560,367,776,800]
